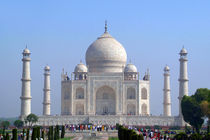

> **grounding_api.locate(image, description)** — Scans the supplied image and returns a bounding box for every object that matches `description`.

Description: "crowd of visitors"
[65,124,116,132]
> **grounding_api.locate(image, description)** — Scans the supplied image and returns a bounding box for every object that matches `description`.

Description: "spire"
[129,59,132,63]
[105,20,107,33]
[26,44,27,48]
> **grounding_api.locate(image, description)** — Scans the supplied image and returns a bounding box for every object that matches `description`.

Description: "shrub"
[154,125,161,130]
[26,128,29,140]
[131,133,138,140]
[118,125,143,140]
[41,129,45,140]
[5,132,10,140]
[188,133,202,140]
[37,126,40,139]
[32,127,37,140]
[138,134,144,140]
[116,123,120,130]
[48,126,53,140]
[207,125,210,133]
[173,132,188,140]
[169,126,180,130]
[22,128,25,140]
[61,125,65,138]
[56,125,60,139]
[145,126,151,130]
[12,128,18,140]
[203,133,210,140]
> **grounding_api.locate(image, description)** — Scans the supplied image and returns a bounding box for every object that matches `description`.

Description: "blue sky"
[0,0,210,117]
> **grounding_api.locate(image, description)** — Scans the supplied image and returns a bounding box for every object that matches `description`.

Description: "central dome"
[85,30,127,73]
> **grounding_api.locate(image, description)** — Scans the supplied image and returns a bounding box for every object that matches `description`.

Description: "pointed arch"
[96,86,116,115]
[75,104,84,115]
[76,88,84,99]
[127,87,136,99]
[127,104,136,115]
[141,88,147,100]
[141,103,148,115]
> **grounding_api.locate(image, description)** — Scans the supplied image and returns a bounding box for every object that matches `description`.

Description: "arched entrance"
[95,86,116,115]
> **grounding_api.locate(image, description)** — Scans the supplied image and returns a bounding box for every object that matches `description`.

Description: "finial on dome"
[80,59,82,63]
[62,68,64,74]
[105,20,107,33]
[147,68,150,75]
[26,44,27,48]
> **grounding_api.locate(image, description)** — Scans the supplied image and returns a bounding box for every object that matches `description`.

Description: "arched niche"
[127,87,136,99]
[76,88,84,99]
[141,103,148,115]
[95,86,116,115]
[75,104,84,115]
[127,104,136,115]
[141,88,147,100]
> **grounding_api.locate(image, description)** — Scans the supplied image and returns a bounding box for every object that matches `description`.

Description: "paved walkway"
[72,136,109,140]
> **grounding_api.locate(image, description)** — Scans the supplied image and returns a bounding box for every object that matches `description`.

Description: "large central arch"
[95,86,116,115]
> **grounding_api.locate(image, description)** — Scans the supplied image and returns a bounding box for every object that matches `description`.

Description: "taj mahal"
[19,23,189,126]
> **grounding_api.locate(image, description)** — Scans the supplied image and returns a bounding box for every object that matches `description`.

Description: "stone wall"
[36,115,181,126]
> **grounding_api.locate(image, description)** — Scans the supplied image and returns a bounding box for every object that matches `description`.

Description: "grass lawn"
[59,136,74,140]
[108,137,119,140]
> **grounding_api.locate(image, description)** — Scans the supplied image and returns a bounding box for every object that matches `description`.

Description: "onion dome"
[74,62,88,73]
[164,65,170,72]
[180,47,187,55]
[44,65,50,70]
[23,47,30,54]
[85,22,127,73]
[124,63,138,72]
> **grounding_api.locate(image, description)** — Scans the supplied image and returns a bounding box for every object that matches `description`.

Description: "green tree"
[25,113,38,127]
[14,120,24,128]
[181,88,210,133]
[1,121,10,129]
[181,95,204,133]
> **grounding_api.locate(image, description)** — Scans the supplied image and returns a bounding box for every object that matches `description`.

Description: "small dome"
[180,47,187,55]
[23,48,30,54]
[164,65,170,71]
[74,62,88,72]
[44,65,50,70]
[124,63,137,72]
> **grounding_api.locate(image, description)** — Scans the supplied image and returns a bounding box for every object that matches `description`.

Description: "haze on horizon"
[0,0,210,118]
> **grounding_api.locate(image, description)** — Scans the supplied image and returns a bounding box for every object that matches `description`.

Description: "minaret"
[163,65,171,116]
[178,47,188,123]
[43,65,51,115]
[20,47,32,119]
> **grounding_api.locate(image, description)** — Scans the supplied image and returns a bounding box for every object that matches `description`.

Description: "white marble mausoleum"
[20,23,189,126]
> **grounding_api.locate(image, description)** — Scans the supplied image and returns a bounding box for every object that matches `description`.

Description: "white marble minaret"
[43,65,51,115]
[178,47,189,120]
[163,65,171,116]
[20,47,32,119]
